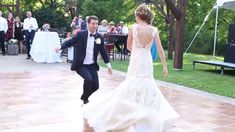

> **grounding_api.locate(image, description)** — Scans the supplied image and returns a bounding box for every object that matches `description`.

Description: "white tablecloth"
[67,47,74,61]
[30,32,61,63]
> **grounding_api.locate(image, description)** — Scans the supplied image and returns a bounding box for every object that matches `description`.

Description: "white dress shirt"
[98,25,109,35]
[83,31,95,65]
[0,17,8,33]
[118,26,129,34]
[23,17,38,32]
[120,26,129,34]
[83,31,112,68]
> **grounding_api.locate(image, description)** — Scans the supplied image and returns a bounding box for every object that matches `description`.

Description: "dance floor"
[0,55,235,132]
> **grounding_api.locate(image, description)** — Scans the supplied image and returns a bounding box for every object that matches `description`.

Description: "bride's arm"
[155,31,168,79]
[127,28,133,52]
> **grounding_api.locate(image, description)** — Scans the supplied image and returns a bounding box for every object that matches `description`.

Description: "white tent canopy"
[213,0,235,59]
[185,0,235,60]
[216,0,235,10]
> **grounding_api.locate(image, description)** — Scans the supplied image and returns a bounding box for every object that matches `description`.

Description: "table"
[30,32,61,63]
[105,33,128,43]
[105,33,128,60]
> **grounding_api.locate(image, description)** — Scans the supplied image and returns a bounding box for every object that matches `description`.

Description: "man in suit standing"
[23,11,38,59]
[0,11,8,55]
[56,15,112,104]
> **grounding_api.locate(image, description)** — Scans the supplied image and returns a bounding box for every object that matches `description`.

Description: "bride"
[83,4,179,132]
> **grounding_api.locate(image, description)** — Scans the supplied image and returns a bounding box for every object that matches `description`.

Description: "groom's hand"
[108,68,112,75]
[106,63,112,75]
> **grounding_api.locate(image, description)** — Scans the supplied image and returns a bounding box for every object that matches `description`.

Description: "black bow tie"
[90,33,96,37]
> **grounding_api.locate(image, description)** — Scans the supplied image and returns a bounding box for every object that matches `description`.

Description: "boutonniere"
[95,38,101,44]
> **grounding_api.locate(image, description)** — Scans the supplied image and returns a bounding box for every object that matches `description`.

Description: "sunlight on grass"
[99,52,235,98]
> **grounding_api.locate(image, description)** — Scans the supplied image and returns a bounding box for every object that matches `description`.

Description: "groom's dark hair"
[88,15,98,24]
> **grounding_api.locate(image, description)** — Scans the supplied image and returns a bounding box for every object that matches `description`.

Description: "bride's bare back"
[127,24,158,51]
[127,23,168,79]
[135,24,156,48]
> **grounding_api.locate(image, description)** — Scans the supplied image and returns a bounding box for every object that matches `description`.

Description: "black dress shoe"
[26,56,31,59]
[83,99,89,104]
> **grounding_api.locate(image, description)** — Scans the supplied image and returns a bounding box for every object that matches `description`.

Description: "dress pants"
[76,64,99,102]
[0,31,5,54]
[25,30,36,57]
[114,37,127,53]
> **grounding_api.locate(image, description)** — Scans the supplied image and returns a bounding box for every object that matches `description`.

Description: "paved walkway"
[0,55,235,132]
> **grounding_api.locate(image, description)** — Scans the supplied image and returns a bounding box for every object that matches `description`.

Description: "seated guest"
[108,21,116,33]
[114,21,129,54]
[98,19,109,36]
[117,21,129,34]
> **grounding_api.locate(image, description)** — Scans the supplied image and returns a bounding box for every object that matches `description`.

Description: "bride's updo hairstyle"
[135,4,153,25]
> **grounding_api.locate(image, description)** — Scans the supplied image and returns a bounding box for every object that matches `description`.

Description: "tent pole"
[213,5,219,60]
[185,2,216,54]
[185,7,214,53]
[184,21,206,53]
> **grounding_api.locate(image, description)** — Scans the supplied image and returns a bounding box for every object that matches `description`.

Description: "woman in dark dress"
[5,12,15,41]
[14,16,24,53]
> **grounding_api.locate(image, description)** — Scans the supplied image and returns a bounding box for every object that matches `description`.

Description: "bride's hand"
[108,68,112,75]
[163,66,168,79]
[55,47,60,53]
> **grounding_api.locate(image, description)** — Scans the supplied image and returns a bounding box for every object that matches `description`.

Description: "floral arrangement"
[95,38,101,44]
[42,23,50,31]
[9,39,18,44]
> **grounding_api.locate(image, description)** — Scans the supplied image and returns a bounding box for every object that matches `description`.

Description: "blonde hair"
[135,4,153,24]
[101,19,108,25]
[109,21,115,25]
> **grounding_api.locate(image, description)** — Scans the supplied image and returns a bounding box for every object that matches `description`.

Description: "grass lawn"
[98,52,235,98]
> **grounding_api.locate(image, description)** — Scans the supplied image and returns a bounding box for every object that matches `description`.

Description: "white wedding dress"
[83,24,179,132]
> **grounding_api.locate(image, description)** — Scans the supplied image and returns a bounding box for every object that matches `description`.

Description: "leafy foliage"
[1,0,234,55]
[82,0,136,25]
[185,0,235,55]
[33,7,69,30]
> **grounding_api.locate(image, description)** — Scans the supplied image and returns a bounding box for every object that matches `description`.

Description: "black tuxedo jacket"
[61,30,109,71]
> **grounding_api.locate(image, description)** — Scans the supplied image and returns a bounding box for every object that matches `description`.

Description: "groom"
[56,15,112,104]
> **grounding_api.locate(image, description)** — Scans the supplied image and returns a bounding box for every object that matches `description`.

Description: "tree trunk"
[168,12,174,60]
[16,0,20,16]
[69,7,75,19]
[174,0,186,70]
[165,0,186,69]
[69,1,77,19]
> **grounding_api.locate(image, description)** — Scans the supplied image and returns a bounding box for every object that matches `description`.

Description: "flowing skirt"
[83,76,179,132]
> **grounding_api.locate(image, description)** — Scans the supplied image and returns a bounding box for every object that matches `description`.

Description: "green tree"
[82,0,136,24]
[33,7,69,29]
[18,0,71,29]
[185,0,234,55]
